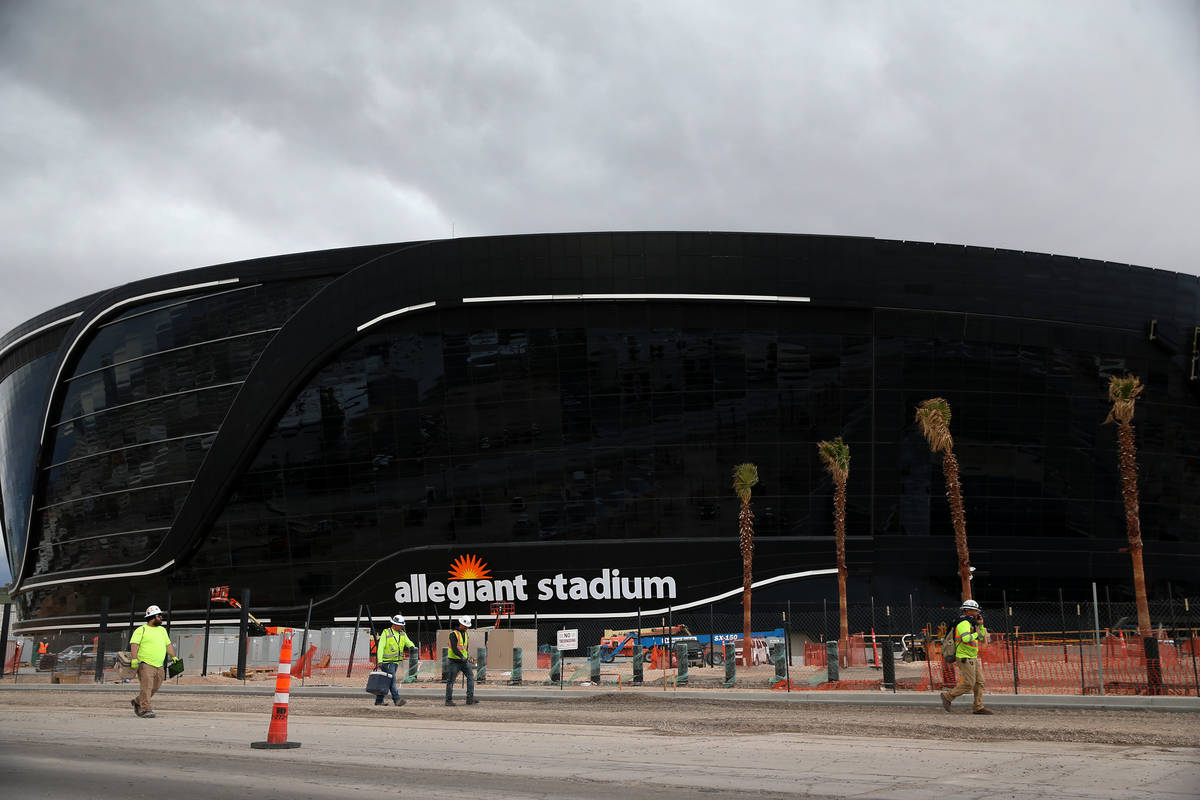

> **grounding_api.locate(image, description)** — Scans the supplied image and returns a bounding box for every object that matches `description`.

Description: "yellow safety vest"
[449,629,469,661]
[378,628,414,662]
[954,618,987,659]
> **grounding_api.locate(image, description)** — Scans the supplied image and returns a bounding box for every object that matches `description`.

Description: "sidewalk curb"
[2,682,1196,712]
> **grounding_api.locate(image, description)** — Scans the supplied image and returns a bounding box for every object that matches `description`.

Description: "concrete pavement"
[1,703,1196,799]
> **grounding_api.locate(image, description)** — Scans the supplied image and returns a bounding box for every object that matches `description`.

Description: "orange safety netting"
[794,630,1200,695]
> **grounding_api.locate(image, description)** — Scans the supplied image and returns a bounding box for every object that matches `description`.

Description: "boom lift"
[209,586,269,636]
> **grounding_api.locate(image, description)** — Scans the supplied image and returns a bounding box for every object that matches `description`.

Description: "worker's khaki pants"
[136,663,164,712]
[946,657,986,711]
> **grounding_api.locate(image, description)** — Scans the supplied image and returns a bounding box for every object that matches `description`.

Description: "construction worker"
[37,640,48,670]
[374,614,417,707]
[940,599,993,715]
[445,615,478,706]
[129,605,177,718]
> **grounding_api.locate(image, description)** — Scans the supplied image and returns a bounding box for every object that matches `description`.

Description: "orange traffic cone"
[252,632,301,749]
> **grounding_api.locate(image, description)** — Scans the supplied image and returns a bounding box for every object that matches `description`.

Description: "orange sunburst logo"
[448,554,492,581]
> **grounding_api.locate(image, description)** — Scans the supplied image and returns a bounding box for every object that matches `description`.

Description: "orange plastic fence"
[793,631,1200,696]
[803,635,870,667]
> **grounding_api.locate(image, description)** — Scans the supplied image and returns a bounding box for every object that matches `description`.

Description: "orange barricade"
[3,642,22,674]
[290,644,317,678]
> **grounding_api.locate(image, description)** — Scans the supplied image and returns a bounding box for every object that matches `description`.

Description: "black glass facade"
[2,233,1197,628]
[0,353,60,573]
[31,279,328,578]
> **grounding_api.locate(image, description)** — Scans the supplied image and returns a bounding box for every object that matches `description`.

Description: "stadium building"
[1,232,1197,632]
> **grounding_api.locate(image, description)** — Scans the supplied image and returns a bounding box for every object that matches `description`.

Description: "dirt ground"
[13,661,930,688]
[3,688,1197,749]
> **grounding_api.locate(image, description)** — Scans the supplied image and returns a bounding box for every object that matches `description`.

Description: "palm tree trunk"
[1117,422,1151,635]
[742,581,752,670]
[834,476,850,658]
[740,500,754,669]
[942,450,972,602]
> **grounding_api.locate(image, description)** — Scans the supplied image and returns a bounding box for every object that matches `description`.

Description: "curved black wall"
[2,232,1197,628]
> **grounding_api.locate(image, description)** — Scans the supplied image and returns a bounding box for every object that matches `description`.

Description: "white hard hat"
[457,615,472,628]
[960,599,981,611]
[145,604,164,618]
[391,614,406,626]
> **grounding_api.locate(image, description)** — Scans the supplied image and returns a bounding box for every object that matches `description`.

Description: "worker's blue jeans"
[445,659,474,702]
[375,661,400,704]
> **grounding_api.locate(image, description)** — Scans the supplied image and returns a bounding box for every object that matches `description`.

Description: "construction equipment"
[599,626,786,667]
[210,587,268,636]
[490,602,515,628]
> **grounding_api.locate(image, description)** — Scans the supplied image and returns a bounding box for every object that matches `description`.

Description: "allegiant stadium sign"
[393,566,677,611]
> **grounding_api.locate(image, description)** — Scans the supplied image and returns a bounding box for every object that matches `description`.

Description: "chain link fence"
[5,595,1198,696]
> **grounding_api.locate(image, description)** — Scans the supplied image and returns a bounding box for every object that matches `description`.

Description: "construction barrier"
[803,635,870,667]
[251,632,301,749]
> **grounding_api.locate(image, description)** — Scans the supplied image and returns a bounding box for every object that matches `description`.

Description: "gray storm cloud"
[0,0,1197,338]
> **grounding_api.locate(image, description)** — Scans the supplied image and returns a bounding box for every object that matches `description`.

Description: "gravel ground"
[3,689,1197,748]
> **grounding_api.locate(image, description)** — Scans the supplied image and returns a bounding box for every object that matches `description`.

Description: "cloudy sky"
[0,0,1197,338]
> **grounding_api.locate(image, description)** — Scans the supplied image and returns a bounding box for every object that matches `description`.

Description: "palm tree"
[1104,374,1151,636]
[915,398,973,602]
[817,438,851,659]
[732,462,759,670]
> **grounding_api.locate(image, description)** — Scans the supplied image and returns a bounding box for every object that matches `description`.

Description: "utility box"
[317,627,371,668]
[483,629,537,670]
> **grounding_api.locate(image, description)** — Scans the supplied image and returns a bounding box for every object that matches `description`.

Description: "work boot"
[130,699,141,716]
[940,692,952,712]
[141,710,157,719]
[466,698,479,705]
[393,699,406,706]
[972,708,994,715]
[444,700,456,706]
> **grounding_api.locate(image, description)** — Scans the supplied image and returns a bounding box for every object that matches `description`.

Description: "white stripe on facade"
[356,301,437,332]
[462,293,811,304]
[0,313,83,361]
[19,559,178,591]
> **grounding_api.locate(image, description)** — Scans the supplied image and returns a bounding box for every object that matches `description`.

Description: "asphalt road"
[1,703,1198,799]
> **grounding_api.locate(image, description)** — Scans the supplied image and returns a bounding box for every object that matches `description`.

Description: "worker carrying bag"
[365,669,391,696]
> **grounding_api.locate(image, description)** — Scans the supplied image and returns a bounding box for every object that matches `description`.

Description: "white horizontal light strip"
[46,431,218,470]
[12,617,271,632]
[462,293,811,304]
[333,568,837,623]
[96,282,262,331]
[37,479,193,511]
[66,328,279,383]
[462,294,554,303]
[53,380,244,428]
[34,526,171,550]
[19,559,177,591]
[0,312,84,361]
[356,301,437,332]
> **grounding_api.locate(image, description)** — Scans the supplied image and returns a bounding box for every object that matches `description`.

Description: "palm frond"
[1104,374,1143,426]
[817,437,850,482]
[731,462,759,503]
[915,397,953,454]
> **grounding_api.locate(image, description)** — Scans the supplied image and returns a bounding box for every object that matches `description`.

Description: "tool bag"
[167,657,185,678]
[365,669,391,696]
[941,630,957,663]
